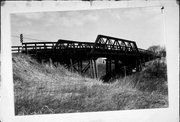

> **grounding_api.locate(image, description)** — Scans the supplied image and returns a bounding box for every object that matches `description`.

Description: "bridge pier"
[77,60,82,74]
[70,58,73,72]
[106,59,111,75]
[135,59,142,72]
[123,66,127,77]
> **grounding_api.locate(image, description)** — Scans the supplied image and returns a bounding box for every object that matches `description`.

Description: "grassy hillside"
[13,54,168,115]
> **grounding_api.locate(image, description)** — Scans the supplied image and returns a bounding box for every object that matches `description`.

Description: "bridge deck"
[12,42,153,58]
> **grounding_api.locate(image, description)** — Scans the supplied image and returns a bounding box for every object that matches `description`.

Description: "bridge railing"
[12,42,153,55]
[12,42,58,53]
[12,41,96,53]
[56,40,138,53]
[12,46,22,53]
[55,39,95,49]
[23,42,58,54]
[94,43,138,52]
[138,48,154,55]
[23,42,56,49]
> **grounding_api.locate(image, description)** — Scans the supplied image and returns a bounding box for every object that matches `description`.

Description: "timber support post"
[77,60,83,74]
[90,59,98,79]
[136,59,140,72]
[90,59,93,78]
[49,58,53,67]
[106,59,112,76]
[124,66,127,77]
[93,59,98,78]
[139,59,142,71]
[70,58,73,72]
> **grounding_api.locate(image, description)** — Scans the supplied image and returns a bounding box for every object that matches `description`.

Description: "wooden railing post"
[35,43,37,55]
[18,47,20,53]
[93,59,98,78]
[25,44,28,54]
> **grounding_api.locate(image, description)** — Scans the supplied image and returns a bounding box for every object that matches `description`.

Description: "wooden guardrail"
[138,48,154,55]
[12,42,154,56]
[12,46,22,53]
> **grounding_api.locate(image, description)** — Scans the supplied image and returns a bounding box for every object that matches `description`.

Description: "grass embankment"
[13,54,168,115]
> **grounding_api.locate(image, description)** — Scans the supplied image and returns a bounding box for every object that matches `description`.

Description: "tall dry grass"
[13,54,168,115]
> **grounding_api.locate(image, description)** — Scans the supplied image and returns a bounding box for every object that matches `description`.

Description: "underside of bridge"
[12,34,156,81]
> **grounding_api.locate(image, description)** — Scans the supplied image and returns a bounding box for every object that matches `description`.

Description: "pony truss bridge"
[12,34,156,80]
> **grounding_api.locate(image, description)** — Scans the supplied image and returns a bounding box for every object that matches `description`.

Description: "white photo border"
[1,1,179,122]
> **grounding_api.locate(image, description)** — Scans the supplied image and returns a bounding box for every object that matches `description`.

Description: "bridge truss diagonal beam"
[90,35,139,54]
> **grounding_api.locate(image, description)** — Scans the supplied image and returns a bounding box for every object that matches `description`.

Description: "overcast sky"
[11,7,165,49]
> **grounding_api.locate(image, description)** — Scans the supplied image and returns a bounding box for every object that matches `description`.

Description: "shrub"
[132,58,167,94]
[147,45,166,57]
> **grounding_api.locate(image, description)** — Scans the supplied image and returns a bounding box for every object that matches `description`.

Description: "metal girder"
[91,35,139,54]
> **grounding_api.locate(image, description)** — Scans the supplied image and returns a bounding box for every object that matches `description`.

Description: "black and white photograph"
[1,1,179,122]
[11,6,168,115]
